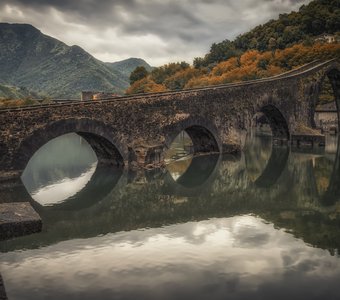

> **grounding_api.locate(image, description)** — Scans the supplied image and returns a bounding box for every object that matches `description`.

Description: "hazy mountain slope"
[0,23,129,98]
[106,58,153,77]
[0,84,38,99]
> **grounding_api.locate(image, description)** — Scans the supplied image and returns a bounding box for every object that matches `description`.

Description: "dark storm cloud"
[0,0,311,65]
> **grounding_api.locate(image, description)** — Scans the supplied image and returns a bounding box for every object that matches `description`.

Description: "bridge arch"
[312,63,340,130]
[13,118,128,173]
[163,116,221,154]
[256,104,290,141]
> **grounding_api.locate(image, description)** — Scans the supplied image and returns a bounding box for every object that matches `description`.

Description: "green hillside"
[0,84,38,99]
[106,58,152,77]
[0,23,138,98]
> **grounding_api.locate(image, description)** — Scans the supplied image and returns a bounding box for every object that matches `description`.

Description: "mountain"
[106,58,153,78]
[0,23,149,98]
[0,84,38,99]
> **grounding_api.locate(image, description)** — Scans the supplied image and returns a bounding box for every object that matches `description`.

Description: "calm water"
[1,132,340,300]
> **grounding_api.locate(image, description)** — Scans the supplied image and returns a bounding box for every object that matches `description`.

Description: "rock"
[0,202,42,240]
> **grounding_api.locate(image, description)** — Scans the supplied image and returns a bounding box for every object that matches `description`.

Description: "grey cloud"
[0,0,312,65]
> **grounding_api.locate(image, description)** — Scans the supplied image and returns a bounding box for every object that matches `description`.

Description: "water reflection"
[22,133,97,206]
[244,135,272,183]
[1,133,340,299]
[30,163,97,206]
[2,216,340,300]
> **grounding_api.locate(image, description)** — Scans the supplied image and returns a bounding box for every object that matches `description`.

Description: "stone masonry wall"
[0,60,338,177]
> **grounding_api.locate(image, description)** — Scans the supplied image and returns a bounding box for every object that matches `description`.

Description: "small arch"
[259,104,290,141]
[164,117,220,155]
[13,118,127,173]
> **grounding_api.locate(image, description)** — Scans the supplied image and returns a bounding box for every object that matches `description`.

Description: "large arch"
[163,116,221,155]
[312,65,340,131]
[13,118,128,173]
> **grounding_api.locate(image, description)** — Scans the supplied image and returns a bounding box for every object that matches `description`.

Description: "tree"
[129,66,149,85]
[150,62,190,84]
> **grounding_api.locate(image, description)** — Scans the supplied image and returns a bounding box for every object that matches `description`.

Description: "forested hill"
[126,0,340,95]
[0,23,151,99]
[105,58,152,77]
[194,0,340,68]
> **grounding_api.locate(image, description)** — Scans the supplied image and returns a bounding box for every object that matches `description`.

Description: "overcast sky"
[0,0,311,66]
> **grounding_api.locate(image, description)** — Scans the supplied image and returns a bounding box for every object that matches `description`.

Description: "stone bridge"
[0,59,339,178]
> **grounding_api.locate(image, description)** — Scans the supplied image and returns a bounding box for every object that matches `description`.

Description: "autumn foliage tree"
[129,66,149,85]
[126,41,339,95]
[125,77,167,95]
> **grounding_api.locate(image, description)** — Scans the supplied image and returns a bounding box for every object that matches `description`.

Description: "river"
[1,132,340,300]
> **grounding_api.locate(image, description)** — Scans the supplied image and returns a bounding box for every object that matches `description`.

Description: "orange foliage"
[240,50,261,66]
[126,42,340,94]
[125,77,167,95]
[186,42,339,89]
[211,57,239,76]
[0,98,40,108]
[164,67,202,90]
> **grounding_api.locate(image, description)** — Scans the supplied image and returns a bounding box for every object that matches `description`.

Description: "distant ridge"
[106,58,153,77]
[0,23,151,98]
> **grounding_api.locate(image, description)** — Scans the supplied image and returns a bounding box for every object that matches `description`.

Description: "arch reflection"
[163,154,220,196]
[255,146,289,188]
[22,133,123,211]
[319,138,340,206]
[32,165,123,211]
[244,135,289,188]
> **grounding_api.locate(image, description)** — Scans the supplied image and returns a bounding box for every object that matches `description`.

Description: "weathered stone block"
[0,202,42,240]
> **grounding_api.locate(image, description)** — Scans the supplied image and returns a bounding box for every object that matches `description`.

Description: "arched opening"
[164,126,220,189]
[13,118,127,173]
[165,131,194,180]
[313,69,340,145]
[245,104,290,187]
[21,129,124,208]
[259,104,290,142]
[251,112,272,138]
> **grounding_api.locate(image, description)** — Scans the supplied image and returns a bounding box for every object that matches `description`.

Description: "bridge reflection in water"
[1,133,340,299]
